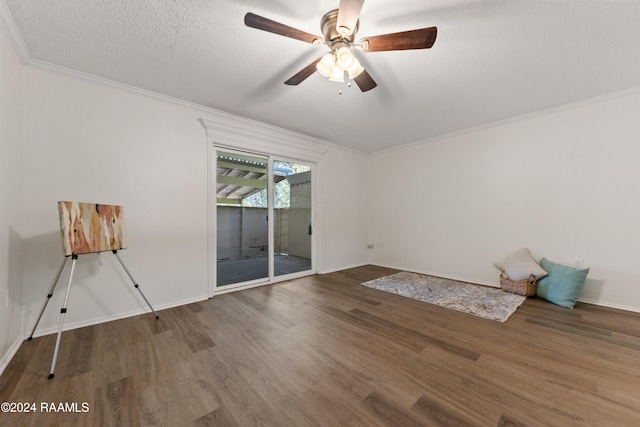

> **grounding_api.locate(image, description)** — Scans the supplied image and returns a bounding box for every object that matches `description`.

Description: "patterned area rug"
[361,271,526,323]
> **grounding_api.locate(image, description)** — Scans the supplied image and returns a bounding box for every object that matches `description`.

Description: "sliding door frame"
[201,117,326,298]
[214,147,273,292]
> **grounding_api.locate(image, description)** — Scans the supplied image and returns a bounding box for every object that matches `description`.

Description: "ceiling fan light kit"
[336,46,354,69]
[318,42,364,83]
[329,66,345,83]
[347,58,364,80]
[316,53,336,78]
[244,0,437,92]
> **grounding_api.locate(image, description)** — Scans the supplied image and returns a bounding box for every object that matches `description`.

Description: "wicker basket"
[500,273,537,296]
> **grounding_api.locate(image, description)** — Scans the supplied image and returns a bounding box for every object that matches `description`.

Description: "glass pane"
[273,160,312,276]
[216,151,269,286]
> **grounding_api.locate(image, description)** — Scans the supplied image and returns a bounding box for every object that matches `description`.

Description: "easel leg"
[48,254,78,379]
[28,257,69,340]
[112,250,159,319]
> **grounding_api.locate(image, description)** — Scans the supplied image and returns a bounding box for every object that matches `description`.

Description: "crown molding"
[0,0,360,158]
[371,84,640,156]
[0,0,30,64]
[26,59,342,162]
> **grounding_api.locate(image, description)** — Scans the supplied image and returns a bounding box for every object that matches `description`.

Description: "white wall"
[0,20,24,373]
[21,67,210,335]
[368,89,640,311]
[317,147,369,273]
[6,40,640,372]
[19,66,369,337]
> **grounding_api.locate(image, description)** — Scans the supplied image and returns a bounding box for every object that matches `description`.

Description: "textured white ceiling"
[4,0,640,152]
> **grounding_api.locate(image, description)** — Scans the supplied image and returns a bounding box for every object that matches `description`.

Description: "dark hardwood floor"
[2,265,640,426]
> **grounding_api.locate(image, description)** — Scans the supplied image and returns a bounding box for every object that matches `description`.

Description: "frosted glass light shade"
[316,53,335,78]
[329,66,344,82]
[335,47,354,70]
[347,57,364,79]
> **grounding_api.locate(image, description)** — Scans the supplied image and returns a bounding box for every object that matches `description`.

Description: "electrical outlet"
[575,259,584,268]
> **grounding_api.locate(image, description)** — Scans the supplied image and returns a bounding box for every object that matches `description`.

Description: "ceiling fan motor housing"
[321,9,358,49]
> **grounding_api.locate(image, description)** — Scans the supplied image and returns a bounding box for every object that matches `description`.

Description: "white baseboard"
[318,262,368,275]
[1,295,208,377]
[27,294,209,338]
[370,262,499,288]
[0,335,24,378]
[577,297,640,314]
[371,263,640,314]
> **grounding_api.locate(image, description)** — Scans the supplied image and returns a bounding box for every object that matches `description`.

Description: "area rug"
[361,271,526,323]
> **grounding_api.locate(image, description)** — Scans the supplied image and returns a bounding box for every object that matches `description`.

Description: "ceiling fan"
[244,0,437,92]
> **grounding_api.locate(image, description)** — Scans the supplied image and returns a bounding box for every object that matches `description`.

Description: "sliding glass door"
[215,150,314,291]
[273,159,312,277]
[216,151,270,287]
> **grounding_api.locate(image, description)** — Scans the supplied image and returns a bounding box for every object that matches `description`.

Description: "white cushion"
[494,248,548,281]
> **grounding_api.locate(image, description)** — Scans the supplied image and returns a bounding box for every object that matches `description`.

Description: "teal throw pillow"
[537,258,589,309]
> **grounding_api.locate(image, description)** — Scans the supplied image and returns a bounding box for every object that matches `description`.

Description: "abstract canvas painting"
[58,201,126,256]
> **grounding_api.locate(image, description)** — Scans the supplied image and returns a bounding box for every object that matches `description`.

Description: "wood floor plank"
[350,307,481,361]
[410,394,476,427]
[193,406,239,427]
[361,391,424,427]
[2,265,640,426]
[93,376,138,427]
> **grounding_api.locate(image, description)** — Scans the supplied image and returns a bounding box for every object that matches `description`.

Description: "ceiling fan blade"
[360,27,437,52]
[353,70,377,92]
[337,0,365,36]
[245,12,322,44]
[284,57,322,85]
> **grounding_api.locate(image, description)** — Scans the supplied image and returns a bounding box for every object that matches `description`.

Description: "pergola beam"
[216,176,267,188]
[217,160,266,174]
[217,198,242,205]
